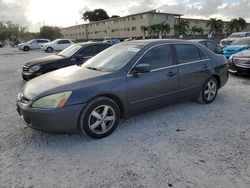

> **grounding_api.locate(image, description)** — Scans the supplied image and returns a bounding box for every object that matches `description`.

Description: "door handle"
[167,71,177,77]
[202,64,208,69]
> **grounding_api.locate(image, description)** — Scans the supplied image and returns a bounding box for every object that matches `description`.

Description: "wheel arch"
[211,74,221,88]
[93,94,125,119]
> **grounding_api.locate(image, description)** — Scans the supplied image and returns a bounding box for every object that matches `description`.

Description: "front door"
[126,44,178,114]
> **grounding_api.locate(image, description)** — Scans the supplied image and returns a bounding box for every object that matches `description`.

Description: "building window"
[140,15,144,19]
[166,15,169,20]
[82,32,84,35]
[132,27,137,31]
[127,17,130,21]
[132,16,136,20]
[124,28,130,31]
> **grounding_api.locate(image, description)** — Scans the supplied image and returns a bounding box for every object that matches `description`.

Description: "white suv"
[18,39,50,51]
[41,39,74,52]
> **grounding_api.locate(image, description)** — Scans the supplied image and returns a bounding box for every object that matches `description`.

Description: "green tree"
[238,17,246,31]
[174,20,190,36]
[39,26,62,40]
[140,26,148,38]
[82,9,110,22]
[207,18,224,35]
[159,22,171,37]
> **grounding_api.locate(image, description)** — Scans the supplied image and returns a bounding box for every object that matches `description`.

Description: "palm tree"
[190,26,204,37]
[174,20,190,36]
[141,26,148,38]
[160,22,171,38]
[207,18,224,35]
[238,17,247,31]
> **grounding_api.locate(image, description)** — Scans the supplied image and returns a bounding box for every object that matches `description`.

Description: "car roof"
[122,39,202,46]
[76,41,112,46]
[189,39,214,42]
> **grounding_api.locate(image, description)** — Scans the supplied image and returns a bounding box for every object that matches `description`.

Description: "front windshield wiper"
[85,66,100,71]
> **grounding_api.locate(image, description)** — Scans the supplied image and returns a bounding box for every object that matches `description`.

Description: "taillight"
[224,62,230,68]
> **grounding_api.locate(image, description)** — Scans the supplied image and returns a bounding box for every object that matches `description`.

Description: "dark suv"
[22,42,111,80]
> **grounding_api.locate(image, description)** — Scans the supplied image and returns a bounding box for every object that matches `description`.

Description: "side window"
[98,44,110,52]
[137,44,173,69]
[200,41,206,46]
[246,33,250,37]
[57,40,70,44]
[79,46,98,57]
[175,44,201,64]
[207,41,217,49]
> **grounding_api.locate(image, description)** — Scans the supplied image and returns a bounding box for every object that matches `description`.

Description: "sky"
[0,0,250,32]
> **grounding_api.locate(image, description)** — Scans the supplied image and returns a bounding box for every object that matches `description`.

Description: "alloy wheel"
[204,80,217,101]
[88,105,116,135]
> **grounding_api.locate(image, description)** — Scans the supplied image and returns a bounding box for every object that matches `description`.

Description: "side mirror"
[131,64,151,75]
[75,55,84,62]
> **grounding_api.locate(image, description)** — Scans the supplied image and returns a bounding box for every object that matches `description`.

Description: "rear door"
[174,43,211,101]
[126,44,178,113]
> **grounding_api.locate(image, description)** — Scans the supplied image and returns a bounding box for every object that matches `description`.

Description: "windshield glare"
[83,44,142,72]
[58,44,81,57]
[231,38,250,45]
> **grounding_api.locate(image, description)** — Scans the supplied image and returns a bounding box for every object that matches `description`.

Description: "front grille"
[22,65,29,72]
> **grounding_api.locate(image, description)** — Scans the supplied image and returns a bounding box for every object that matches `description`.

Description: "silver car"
[18,39,50,51]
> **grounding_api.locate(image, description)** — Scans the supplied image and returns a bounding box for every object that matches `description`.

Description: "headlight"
[29,65,41,73]
[32,91,72,109]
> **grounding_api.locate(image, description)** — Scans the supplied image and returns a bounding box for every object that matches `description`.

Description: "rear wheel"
[79,97,120,139]
[198,77,218,104]
[46,47,54,53]
[23,46,30,51]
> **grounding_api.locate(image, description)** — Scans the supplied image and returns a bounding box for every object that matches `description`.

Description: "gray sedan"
[16,39,229,139]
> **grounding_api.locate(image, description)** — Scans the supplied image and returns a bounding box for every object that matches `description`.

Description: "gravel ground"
[0,47,250,188]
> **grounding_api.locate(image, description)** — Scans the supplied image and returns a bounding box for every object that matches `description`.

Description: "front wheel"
[79,97,120,139]
[23,46,30,51]
[198,77,218,104]
[46,47,54,53]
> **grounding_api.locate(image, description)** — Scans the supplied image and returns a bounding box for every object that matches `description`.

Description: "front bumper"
[22,72,36,81]
[18,46,24,50]
[16,100,85,133]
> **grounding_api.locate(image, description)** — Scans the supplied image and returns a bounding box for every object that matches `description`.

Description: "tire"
[198,77,218,104]
[23,46,30,51]
[46,47,54,53]
[79,97,120,139]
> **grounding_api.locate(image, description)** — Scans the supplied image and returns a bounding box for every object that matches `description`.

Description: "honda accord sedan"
[16,39,229,139]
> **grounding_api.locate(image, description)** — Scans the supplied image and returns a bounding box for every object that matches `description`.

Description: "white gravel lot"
[0,46,250,188]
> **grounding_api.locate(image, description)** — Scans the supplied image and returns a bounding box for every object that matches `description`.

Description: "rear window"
[174,44,204,64]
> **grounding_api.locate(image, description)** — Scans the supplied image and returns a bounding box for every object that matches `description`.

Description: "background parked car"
[220,32,250,48]
[41,39,74,52]
[103,38,121,45]
[0,42,3,48]
[22,42,111,80]
[17,39,50,51]
[17,40,229,139]
[191,39,222,54]
[229,49,250,75]
[223,37,250,58]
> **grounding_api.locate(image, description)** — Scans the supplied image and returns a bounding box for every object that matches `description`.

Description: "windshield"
[58,44,81,57]
[228,33,245,38]
[27,39,35,44]
[231,38,250,45]
[83,44,142,72]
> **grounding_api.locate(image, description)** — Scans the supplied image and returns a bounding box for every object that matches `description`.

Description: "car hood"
[23,65,110,100]
[223,45,248,51]
[221,38,238,42]
[18,43,27,46]
[233,49,250,58]
[24,55,66,67]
